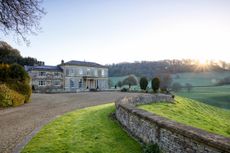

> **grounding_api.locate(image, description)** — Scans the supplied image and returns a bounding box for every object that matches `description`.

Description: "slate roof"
[63,60,107,68]
[25,65,63,72]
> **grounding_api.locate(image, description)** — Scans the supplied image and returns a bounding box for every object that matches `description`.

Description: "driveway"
[0,92,138,153]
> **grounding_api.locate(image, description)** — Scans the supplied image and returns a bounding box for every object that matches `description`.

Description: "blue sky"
[3,0,230,65]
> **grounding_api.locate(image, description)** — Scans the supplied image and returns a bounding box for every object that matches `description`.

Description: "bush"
[9,63,30,82]
[151,77,160,93]
[0,64,10,82]
[142,143,161,153]
[0,84,25,107]
[140,77,148,91]
[7,82,32,102]
[121,88,128,92]
[0,63,32,103]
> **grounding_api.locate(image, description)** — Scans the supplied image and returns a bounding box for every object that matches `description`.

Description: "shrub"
[142,143,161,153]
[151,77,160,93]
[117,81,123,88]
[140,77,148,91]
[0,63,32,103]
[9,63,30,82]
[0,63,10,81]
[0,84,25,107]
[7,82,32,102]
[121,88,128,92]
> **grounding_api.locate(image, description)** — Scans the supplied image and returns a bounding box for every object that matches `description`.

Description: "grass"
[172,71,230,86]
[22,103,141,153]
[138,96,230,137]
[176,85,230,109]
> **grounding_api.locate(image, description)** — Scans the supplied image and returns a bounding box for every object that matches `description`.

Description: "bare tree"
[0,0,46,42]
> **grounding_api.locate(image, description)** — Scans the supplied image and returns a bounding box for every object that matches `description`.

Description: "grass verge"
[138,96,230,137]
[22,103,141,153]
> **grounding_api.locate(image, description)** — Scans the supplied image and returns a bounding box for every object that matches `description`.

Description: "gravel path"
[0,92,138,153]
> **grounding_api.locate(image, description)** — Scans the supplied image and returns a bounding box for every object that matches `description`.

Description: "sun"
[198,58,208,65]
[195,58,210,71]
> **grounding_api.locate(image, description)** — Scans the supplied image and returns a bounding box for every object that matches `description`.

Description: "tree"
[171,82,182,92]
[9,63,30,82]
[158,73,172,89]
[122,75,138,89]
[0,0,46,42]
[0,41,44,66]
[139,77,148,91]
[185,83,193,92]
[108,79,113,88]
[151,77,160,93]
[117,81,123,88]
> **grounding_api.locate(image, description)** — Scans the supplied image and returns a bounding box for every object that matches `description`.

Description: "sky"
[2,0,230,65]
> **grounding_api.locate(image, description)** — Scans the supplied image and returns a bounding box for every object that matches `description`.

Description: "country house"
[25,60,109,93]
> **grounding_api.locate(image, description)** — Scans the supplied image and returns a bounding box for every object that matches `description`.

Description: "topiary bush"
[151,77,160,93]
[140,77,148,91]
[0,84,25,107]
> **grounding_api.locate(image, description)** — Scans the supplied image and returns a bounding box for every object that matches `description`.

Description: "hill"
[108,60,230,78]
[172,71,230,86]
[138,96,230,137]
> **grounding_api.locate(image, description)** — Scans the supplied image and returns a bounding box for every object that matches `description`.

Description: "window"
[87,68,90,75]
[79,69,83,75]
[70,79,74,88]
[53,80,60,86]
[78,79,82,88]
[94,69,98,76]
[101,69,105,76]
[66,69,69,75]
[54,72,59,76]
[70,68,74,76]
[39,71,46,76]
[38,80,45,86]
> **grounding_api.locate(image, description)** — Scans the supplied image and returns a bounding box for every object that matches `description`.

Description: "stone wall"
[115,94,230,153]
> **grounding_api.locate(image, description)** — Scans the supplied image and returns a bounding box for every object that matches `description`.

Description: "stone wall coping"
[115,94,230,152]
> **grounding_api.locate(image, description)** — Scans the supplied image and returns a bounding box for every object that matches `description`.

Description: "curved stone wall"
[115,94,230,153]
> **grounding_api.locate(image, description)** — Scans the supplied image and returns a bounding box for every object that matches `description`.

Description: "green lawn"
[22,103,141,153]
[138,96,230,137]
[176,85,230,109]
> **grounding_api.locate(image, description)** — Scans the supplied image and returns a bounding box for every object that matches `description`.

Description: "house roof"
[62,60,107,68]
[25,65,63,72]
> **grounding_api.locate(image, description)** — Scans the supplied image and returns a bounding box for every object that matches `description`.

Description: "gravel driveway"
[0,92,138,153]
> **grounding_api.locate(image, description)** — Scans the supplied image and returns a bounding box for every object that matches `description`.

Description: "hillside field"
[176,85,230,109]
[110,71,230,109]
[172,71,230,86]
[138,96,230,137]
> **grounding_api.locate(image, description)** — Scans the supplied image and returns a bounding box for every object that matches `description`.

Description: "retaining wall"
[115,94,230,153]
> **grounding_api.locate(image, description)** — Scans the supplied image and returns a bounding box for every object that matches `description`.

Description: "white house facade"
[25,60,109,93]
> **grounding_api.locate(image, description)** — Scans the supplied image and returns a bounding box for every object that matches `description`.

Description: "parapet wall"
[115,94,230,153]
